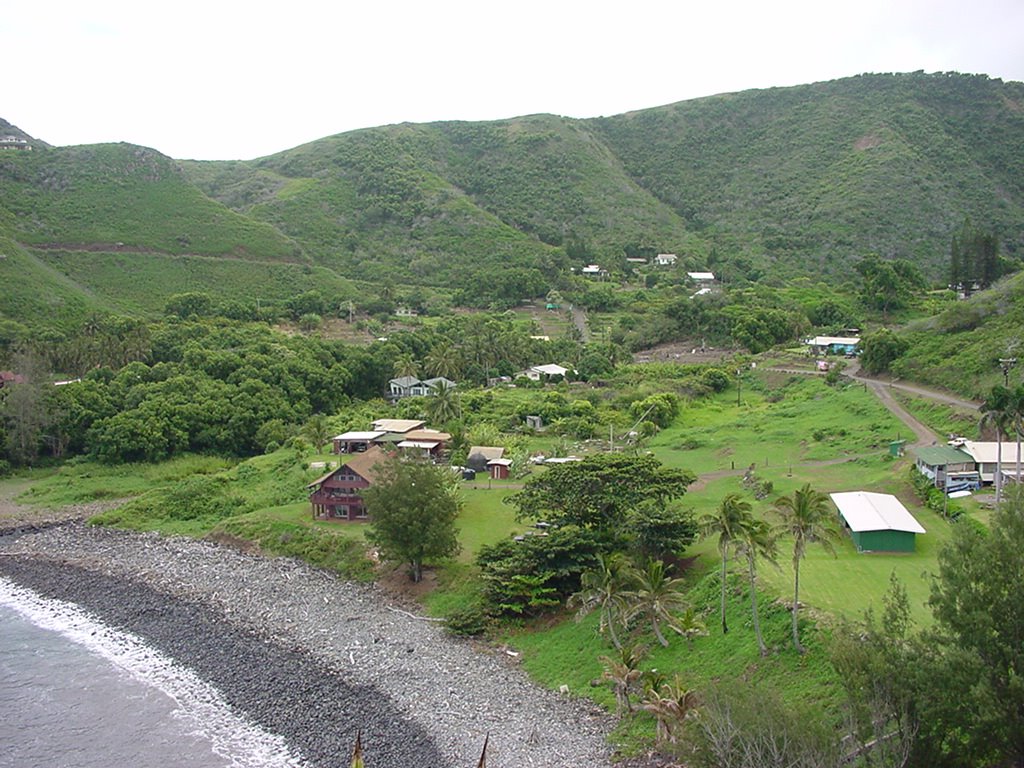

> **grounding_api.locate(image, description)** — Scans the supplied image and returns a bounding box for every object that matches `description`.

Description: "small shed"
[487,458,513,480]
[830,491,926,553]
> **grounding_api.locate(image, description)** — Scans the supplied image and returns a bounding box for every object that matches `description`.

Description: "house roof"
[389,376,421,388]
[830,492,926,534]
[687,271,715,280]
[423,377,456,389]
[468,446,505,461]
[913,445,975,466]
[404,429,452,442]
[532,363,569,376]
[333,431,385,442]
[958,441,1022,464]
[806,336,860,347]
[371,418,425,433]
[487,458,513,467]
[343,446,389,484]
[306,446,390,488]
[397,440,441,450]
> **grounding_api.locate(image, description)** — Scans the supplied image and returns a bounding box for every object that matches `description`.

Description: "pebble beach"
[0,519,614,768]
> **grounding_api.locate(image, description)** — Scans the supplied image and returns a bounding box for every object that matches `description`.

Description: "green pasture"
[649,374,906,476]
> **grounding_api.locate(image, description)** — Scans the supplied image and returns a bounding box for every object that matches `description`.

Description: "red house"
[307,446,388,521]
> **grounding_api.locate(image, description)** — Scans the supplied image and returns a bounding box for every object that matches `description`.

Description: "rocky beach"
[0,519,614,767]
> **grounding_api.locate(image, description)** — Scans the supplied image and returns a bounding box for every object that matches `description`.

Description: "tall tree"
[425,379,460,424]
[920,491,1024,766]
[506,453,694,543]
[735,516,779,656]
[364,456,462,582]
[698,492,753,634]
[774,483,839,653]
[980,385,1013,503]
[1,348,50,465]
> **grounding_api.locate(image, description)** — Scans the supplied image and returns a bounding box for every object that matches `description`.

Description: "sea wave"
[0,576,309,768]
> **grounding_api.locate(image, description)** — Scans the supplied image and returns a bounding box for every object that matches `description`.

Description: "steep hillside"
[592,72,1024,280]
[890,271,1024,397]
[0,140,301,261]
[187,116,705,289]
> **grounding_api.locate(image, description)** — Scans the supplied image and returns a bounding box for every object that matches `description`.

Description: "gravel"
[0,521,614,768]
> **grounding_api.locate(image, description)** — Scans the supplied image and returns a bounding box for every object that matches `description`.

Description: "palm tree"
[675,605,709,648]
[774,484,840,653]
[640,675,700,745]
[598,642,648,715]
[426,379,460,424]
[569,553,633,649]
[302,414,333,453]
[698,492,753,634]
[622,559,691,648]
[734,516,779,656]
[393,353,419,380]
[981,386,1013,503]
[424,343,462,381]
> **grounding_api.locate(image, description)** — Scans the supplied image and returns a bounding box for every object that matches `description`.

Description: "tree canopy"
[506,453,695,539]
[364,457,462,582]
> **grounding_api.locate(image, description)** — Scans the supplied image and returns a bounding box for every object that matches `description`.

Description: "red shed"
[487,458,513,480]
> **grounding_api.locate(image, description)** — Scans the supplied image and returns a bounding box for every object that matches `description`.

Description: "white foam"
[0,576,309,768]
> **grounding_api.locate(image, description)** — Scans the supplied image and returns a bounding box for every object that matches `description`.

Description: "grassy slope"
[0,229,105,326]
[31,250,363,316]
[892,271,1024,397]
[592,72,1024,280]
[0,143,301,260]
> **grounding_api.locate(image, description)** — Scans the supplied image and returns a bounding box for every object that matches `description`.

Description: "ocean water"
[0,577,309,768]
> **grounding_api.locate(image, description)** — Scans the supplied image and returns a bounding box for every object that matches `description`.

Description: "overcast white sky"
[3,0,1023,161]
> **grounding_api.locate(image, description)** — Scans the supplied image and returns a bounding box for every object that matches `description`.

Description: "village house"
[912,445,979,489]
[687,271,715,283]
[519,363,572,382]
[951,439,1023,485]
[387,376,457,400]
[331,431,385,454]
[654,253,678,266]
[396,428,451,459]
[581,264,607,279]
[805,335,860,356]
[307,446,388,521]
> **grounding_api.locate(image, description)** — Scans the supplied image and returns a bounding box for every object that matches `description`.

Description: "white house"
[521,363,571,381]
[654,253,678,266]
[954,440,1023,484]
[687,271,715,282]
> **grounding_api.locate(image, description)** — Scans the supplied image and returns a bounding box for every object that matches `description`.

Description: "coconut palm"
[981,385,1013,503]
[569,553,634,649]
[598,642,648,715]
[302,414,333,453]
[774,484,840,653]
[426,379,460,424]
[424,342,463,381]
[622,559,691,648]
[698,492,753,634]
[640,675,700,745]
[393,353,419,380]
[675,605,709,648]
[734,516,780,656]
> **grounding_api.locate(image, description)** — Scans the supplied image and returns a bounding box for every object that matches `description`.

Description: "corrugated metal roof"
[959,441,1021,463]
[913,445,974,465]
[830,492,926,534]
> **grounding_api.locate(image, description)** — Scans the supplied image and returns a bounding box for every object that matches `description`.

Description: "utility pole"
[736,368,742,407]
[999,357,1017,386]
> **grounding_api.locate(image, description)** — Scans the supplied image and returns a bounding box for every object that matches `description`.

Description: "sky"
[3,0,1023,161]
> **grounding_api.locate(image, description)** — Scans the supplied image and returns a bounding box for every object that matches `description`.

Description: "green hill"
[591,72,1024,280]
[0,141,301,260]
[3,72,1024,325]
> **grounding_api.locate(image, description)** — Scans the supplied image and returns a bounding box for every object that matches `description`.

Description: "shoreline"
[0,521,613,767]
